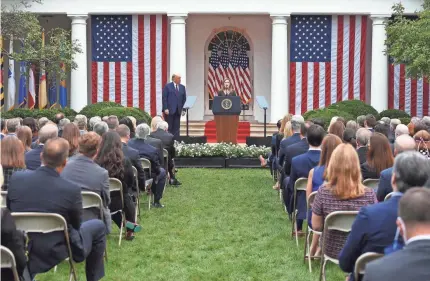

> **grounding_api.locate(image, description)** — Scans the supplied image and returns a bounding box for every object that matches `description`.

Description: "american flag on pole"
[389,64,430,117]
[290,15,367,115]
[91,15,167,116]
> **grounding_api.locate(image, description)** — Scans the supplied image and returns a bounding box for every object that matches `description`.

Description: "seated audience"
[374,122,390,138]
[363,188,430,281]
[355,128,371,164]
[343,128,357,148]
[95,132,141,240]
[328,116,339,131]
[94,121,109,136]
[6,118,20,137]
[394,123,409,139]
[38,117,49,129]
[7,138,106,281]
[127,116,137,133]
[147,118,165,168]
[25,124,58,170]
[328,121,345,140]
[258,119,282,169]
[74,114,87,127]
[413,121,428,135]
[89,116,102,131]
[285,124,325,234]
[278,115,303,171]
[364,114,377,132]
[107,115,119,130]
[119,117,136,139]
[1,137,26,190]
[54,113,65,126]
[389,118,401,143]
[377,135,417,201]
[62,123,80,158]
[23,117,38,143]
[346,120,359,131]
[58,118,70,138]
[17,125,33,152]
[77,120,88,135]
[312,144,376,261]
[356,115,366,128]
[340,151,430,281]
[413,130,430,159]
[380,117,390,126]
[129,124,167,208]
[311,118,325,129]
[361,133,394,180]
[62,132,112,233]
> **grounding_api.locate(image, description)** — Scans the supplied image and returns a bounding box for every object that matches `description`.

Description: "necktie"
[175,84,179,95]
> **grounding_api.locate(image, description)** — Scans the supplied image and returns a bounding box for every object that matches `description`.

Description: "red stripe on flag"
[290,63,296,114]
[348,16,356,100]
[360,16,367,101]
[388,64,394,109]
[313,62,319,110]
[92,62,97,103]
[337,16,344,102]
[399,64,405,111]
[411,78,417,117]
[301,63,308,115]
[127,62,133,107]
[423,78,429,116]
[103,62,109,101]
[325,62,331,107]
[138,16,145,110]
[150,15,157,116]
[162,15,168,93]
[115,62,121,104]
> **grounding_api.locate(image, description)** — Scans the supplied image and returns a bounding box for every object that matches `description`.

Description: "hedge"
[399,117,411,125]
[303,108,354,130]
[97,107,152,125]
[328,100,379,119]
[2,108,77,121]
[79,101,123,118]
[379,109,411,119]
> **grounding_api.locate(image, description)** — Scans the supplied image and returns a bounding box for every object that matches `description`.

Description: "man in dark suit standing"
[364,188,430,281]
[162,73,187,139]
[355,128,371,165]
[7,138,106,281]
[25,123,58,170]
[278,115,304,168]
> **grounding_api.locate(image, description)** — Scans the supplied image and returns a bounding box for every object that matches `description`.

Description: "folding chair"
[140,158,154,209]
[11,212,78,281]
[163,149,169,174]
[362,179,380,191]
[291,177,307,247]
[354,252,383,281]
[384,192,393,201]
[319,211,358,281]
[1,191,7,208]
[109,178,126,246]
[1,245,20,281]
[131,166,140,221]
[303,191,322,272]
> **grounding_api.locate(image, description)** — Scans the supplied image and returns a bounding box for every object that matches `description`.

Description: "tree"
[385,0,430,79]
[1,0,82,80]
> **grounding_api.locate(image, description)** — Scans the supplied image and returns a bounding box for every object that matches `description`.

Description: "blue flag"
[18,43,27,107]
[48,72,57,108]
[59,62,67,108]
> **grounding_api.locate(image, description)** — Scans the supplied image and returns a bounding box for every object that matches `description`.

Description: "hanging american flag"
[290,15,367,115]
[389,64,430,117]
[238,47,251,104]
[208,45,221,98]
[91,15,167,116]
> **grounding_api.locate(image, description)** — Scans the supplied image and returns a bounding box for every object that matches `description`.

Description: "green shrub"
[79,101,123,118]
[2,108,77,121]
[379,109,411,119]
[328,100,379,119]
[303,108,354,130]
[97,107,152,124]
[399,117,411,125]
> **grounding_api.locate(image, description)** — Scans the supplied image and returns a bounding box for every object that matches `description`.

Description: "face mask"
[397,216,408,242]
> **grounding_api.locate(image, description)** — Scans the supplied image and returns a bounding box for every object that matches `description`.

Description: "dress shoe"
[170,178,182,186]
[125,231,135,241]
[152,202,165,208]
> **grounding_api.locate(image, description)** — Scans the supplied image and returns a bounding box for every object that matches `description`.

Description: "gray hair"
[411,117,421,124]
[74,114,88,126]
[291,115,304,132]
[394,134,416,155]
[93,121,108,136]
[157,121,169,131]
[77,120,87,130]
[6,118,21,133]
[135,123,150,139]
[58,118,70,130]
[422,116,430,127]
[393,151,430,193]
[38,124,58,144]
[38,117,50,129]
[346,120,359,131]
[356,127,372,146]
[102,116,109,122]
[395,124,409,138]
[380,117,391,126]
[356,115,366,127]
[89,116,102,130]
[107,115,119,130]
[390,119,401,131]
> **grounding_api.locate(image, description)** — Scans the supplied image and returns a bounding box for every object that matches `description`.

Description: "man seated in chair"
[129,123,167,208]
[7,138,106,281]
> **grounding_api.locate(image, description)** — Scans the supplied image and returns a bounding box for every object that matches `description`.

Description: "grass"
[37,169,345,281]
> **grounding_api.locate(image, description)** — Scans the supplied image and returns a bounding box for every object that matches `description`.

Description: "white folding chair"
[303,191,322,272]
[131,166,140,221]
[140,158,154,209]
[109,178,126,246]
[291,177,307,247]
[1,191,7,208]
[354,252,383,281]
[384,192,393,201]
[362,179,380,191]
[319,211,358,281]
[11,212,78,281]
[1,245,20,281]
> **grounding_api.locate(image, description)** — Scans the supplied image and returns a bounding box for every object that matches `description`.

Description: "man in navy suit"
[278,115,304,168]
[25,123,58,170]
[7,138,106,281]
[285,124,325,234]
[376,135,416,202]
[339,151,430,281]
[162,73,187,139]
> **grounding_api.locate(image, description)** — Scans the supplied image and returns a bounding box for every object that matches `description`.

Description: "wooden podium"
[212,96,241,144]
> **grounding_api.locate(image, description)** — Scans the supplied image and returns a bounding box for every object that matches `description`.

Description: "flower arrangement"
[175,142,270,158]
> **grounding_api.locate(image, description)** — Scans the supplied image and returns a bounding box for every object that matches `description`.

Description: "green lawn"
[38,169,345,281]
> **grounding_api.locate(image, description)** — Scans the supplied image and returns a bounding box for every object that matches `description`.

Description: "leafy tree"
[385,0,430,79]
[1,0,82,80]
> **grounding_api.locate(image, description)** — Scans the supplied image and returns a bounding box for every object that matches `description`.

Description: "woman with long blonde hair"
[283,121,293,139]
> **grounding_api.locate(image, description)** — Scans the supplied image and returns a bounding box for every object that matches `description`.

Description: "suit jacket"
[278,133,301,167]
[122,143,146,189]
[128,138,161,179]
[339,195,402,280]
[360,162,379,180]
[162,82,187,115]
[376,167,393,202]
[25,144,44,170]
[61,154,112,232]
[283,138,309,176]
[7,166,83,275]
[286,150,321,216]
[363,239,430,281]
[151,129,175,159]
[356,146,368,165]
[217,90,237,96]
[146,136,165,167]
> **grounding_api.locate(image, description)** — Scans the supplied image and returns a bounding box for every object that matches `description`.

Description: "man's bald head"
[394,134,416,156]
[54,113,65,124]
[41,138,69,169]
[395,124,409,138]
[151,116,163,131]
[39,124,59,144]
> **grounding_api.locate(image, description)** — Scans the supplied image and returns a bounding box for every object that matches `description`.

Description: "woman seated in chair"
[96,131,141,241]
[217,78,237,96]
[360,133,393,180]
[312,144,376,260]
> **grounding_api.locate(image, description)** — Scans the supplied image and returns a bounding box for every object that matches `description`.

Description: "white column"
[68,14,88,111]
[168,14,187,85]
[270,15,289,122]
[370,15,389,112]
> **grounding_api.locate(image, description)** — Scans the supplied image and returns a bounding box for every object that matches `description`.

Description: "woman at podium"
[217,78,237,96]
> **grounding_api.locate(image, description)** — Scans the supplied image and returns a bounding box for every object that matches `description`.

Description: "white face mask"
[397,216,408,243]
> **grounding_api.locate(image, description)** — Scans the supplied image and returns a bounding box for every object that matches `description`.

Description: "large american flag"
[91,15,167,116]
[207,43,252,103]
[389,64,430,117]
[290,15,367,115]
